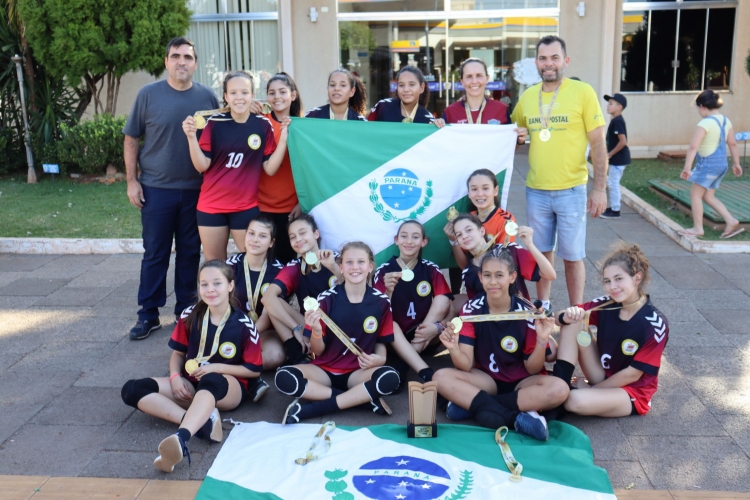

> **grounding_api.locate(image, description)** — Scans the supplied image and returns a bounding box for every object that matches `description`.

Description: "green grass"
[622,158,750,241]
[0,176,141,238]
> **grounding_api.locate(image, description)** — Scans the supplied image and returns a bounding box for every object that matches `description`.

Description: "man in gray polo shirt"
[123,37,219,340]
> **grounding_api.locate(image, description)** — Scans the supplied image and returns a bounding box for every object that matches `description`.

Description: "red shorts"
[623,384,654,415]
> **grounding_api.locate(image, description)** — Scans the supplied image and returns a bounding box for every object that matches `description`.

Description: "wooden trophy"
[407,381,438,438]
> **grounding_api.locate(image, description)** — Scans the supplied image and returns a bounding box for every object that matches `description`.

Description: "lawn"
[0,175,141,238]
[621,157,750,241]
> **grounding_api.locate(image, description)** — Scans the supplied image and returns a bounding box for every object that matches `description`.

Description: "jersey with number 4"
[373,257,452,333]
[226,254,284,317]
[582,295,668,397]
[458,294,539,383]
[304,285,394,374]
[169,306,263,389]
[197,112,276,213]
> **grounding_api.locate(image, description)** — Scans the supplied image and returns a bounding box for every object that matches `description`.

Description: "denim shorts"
[526,185,587,261]
[689,157,728,190]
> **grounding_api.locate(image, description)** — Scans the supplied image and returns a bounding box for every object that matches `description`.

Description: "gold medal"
[402,117,414,123]
[249,311,259,322]
[447,206,459,221]
[304,251,319,266]
[505,221,518,236]
[262,102,272,114]
[185,359,199,375]
[401,268,414,282]
[193,107,230,130]
[194,114,206,130]
[577,331,592,347]
[539,128,551,142]
[451,317,463,333]
[243,257,267,326]
[303,296,319,312]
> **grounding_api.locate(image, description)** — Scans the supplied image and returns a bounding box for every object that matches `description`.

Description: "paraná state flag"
[287,119,516,268]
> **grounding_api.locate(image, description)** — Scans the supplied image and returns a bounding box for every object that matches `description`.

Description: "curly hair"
[600,242,651,294]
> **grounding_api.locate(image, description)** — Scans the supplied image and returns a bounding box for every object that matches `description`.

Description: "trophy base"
[407,421,438,438]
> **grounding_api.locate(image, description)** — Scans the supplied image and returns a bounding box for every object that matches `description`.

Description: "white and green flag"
[287,120,517,268]
[196,422,616,499]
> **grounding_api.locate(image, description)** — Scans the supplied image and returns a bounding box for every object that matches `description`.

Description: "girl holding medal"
[274,242,400,423]
[432,247,569,440]
[261,214,343,365]
[259,73,304,263]
[373,220,453,384]
[226,216,286,400]
[182,71,290,262]
[551,243,669,417]
[121,260,263,472]
[367,66,434,124]
[304,68,367,121]
[433,58,510,127]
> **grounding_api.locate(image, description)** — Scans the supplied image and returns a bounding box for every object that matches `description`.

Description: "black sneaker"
[368,396,393,416]
[129,319,161,340]
[282,399,302,425]
[248,377,270,403]
[194,408,222,443]
[600,208,621,219]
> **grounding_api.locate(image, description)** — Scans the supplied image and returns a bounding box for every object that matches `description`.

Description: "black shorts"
[324,370,352,392]
[188,376,250,405]
[495,378,523,395]
[197,206,261,230]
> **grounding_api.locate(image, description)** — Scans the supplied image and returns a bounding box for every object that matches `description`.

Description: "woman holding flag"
[368,66,434,123]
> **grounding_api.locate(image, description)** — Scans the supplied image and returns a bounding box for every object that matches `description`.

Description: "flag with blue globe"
[352,455,450,499]
[380,169,423,211]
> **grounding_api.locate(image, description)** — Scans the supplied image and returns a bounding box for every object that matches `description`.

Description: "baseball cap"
[603,93,627,109]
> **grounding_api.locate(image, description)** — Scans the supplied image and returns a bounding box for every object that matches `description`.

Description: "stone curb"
[0,238,240,255]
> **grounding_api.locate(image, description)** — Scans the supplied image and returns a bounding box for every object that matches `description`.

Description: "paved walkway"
[0,153,748,492]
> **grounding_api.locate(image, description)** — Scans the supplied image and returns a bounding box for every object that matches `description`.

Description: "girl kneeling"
[552,243,668,417]
[275,242,400,423]
[121,260,262,472]
[433,248,569,441]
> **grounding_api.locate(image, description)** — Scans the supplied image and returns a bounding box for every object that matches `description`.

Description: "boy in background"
[601,93,631,219]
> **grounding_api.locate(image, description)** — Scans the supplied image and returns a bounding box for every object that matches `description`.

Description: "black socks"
[552,359,576,387]
[283,338,305,365]
[418,368,434,383]
[176,427,191,443]
[496,391,520,412]
[297,388,343,420]
[469,391,519,430]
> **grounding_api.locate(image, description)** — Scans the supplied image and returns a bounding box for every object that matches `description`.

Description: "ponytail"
[329,68,368,117]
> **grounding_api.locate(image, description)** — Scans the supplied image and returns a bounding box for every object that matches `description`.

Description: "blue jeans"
[138,185,201,322]
[607,165,626,211]
[526,185,587,261]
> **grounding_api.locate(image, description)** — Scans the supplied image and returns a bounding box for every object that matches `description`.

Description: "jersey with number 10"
[197,112,276,213]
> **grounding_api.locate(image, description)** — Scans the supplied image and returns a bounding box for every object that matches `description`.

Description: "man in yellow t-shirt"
[511,36,607,307]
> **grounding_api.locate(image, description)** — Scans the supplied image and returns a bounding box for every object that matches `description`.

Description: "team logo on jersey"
[500,336,518,353]
[368,168,433,224]
[363,316,378,334]
[416,280,431,297]
[261,283,269,296]
[248,134,261,150]
[621,339,639,356]
[219,342,237,358]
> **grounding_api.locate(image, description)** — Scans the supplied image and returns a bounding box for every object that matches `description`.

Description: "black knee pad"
[275,366,308,397]
[121,378,159,409]
[365,366,400,397]
[196,372,229,401]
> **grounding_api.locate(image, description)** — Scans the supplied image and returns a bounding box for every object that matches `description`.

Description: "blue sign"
[42,164,60,174]
[453,81,506,91]
[389,81,506,93]
[735,131,750,141]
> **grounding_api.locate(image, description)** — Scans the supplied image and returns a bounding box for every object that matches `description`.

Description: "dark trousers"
[138,185,201,321]
[260,211,296,264]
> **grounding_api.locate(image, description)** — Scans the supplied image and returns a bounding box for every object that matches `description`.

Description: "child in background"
[600,93,631,220]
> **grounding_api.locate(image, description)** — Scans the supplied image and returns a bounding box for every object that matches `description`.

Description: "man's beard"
[538,67,564,82]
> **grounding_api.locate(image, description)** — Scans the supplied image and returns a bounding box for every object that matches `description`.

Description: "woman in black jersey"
[304,68,367,121]
[368,66,434,124]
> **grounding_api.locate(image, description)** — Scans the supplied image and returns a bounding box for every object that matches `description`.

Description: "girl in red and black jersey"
[259,73,304,264]
[552,243,669,417]
[226,216,286,400]
[261,214,343,365]
[182,71,290,262]
[121,260,263,473]
[373,220,452,384]
[274,242,400,424]
[434,58,510,127]
[452,214,555,303]
[368,66,434,124]
[433,248,569,440]
[304,68,367,121]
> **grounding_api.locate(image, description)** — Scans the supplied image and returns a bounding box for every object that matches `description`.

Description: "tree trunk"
[112,75,121,116]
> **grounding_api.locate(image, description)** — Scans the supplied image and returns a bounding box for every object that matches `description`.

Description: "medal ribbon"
[243,257,267,319]
[464,98,486,124]
[473,234,499,260]
[305,296,364,357]
[495,427,523,482]
[396,257,417,271]
[194,306,232,364]
[295,421,336,465]
[401,101,419,123]
[329,106,348,121]
[537,82,562,132]
[583,300,617,332]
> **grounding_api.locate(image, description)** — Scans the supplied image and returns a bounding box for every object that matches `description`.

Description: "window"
[339,0,445,14]
[186,0,280,101]
[450,0,557,9]
[621,1,736,92]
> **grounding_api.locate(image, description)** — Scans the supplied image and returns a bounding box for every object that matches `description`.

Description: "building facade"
[114,0,749,156]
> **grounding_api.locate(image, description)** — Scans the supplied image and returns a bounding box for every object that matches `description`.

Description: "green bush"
[57,114,126,174]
